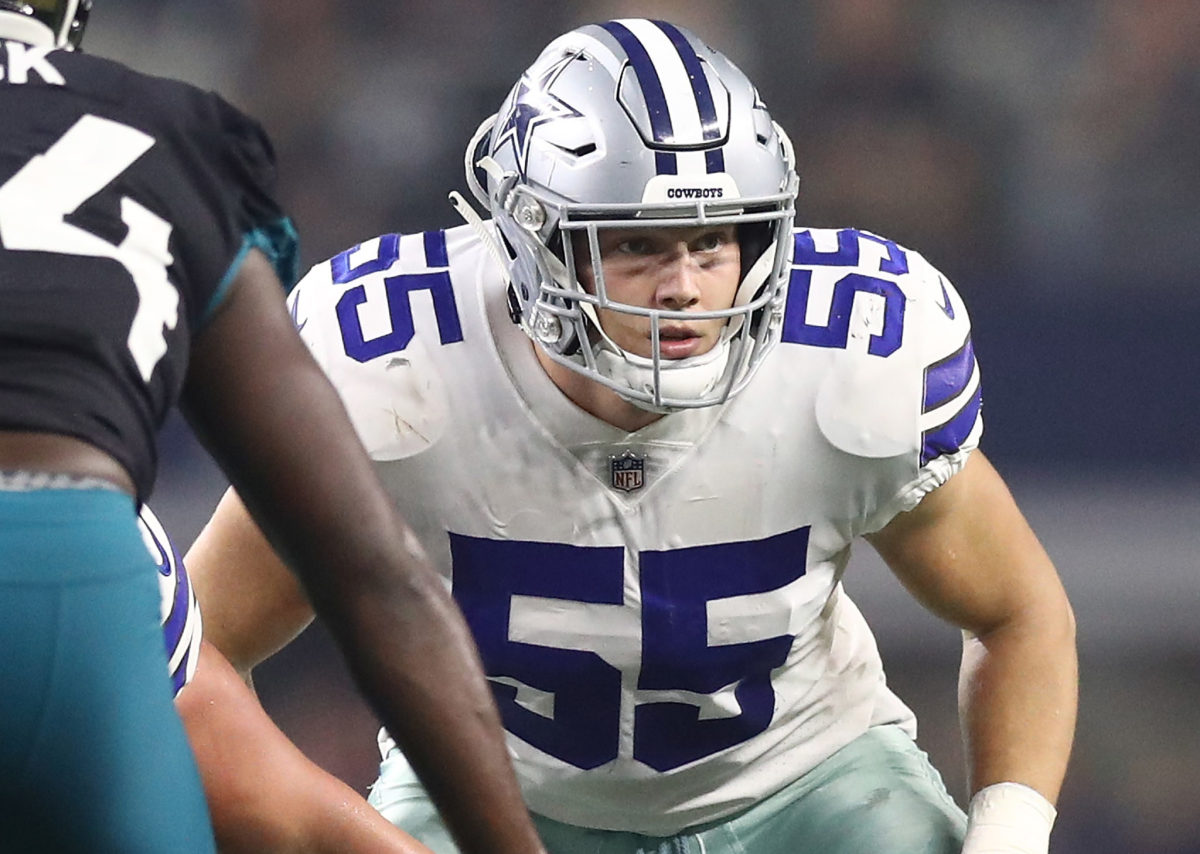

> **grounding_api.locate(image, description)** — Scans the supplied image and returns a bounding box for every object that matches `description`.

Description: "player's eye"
[691,229,733,253]
[615,237,654,255]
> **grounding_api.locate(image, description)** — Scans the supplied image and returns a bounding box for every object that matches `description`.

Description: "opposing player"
[0,3,542,852]
[188,19,1077,854]
[138,505,431,854]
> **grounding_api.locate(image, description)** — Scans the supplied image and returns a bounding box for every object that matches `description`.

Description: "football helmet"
[0,0,92,50]
[458,18,798,412]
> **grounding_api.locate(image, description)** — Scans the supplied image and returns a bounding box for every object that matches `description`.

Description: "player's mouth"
[656,326,705,359]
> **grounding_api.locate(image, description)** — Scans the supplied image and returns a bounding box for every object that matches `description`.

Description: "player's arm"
[187,485,314,679]
[866,450,1077,853]
[178,640,433,854]
[181,248,545,854]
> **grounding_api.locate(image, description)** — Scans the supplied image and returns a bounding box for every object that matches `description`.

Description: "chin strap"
[448,191,511,291]
[452,110,515,288]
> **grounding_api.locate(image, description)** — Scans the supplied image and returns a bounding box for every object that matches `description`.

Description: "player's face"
[575,225,741,360]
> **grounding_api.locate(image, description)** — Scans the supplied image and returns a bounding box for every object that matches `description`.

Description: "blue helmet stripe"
[601,21,676,166]
[653,20,721,142]
[654,20,725,174]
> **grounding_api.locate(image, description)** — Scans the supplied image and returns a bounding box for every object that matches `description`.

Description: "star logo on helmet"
[493,54,581,176]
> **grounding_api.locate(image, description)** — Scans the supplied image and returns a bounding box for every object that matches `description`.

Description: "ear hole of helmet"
[546,229,566,266]
[496,228,517,264]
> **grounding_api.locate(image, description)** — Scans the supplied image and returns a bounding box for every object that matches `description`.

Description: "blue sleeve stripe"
[170,649,193,697]
[424,229,449,268]
[204,217,301,325]
[923,336,976,413]
[921,385,982,466]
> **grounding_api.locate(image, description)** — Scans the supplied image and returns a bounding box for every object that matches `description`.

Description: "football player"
[187,18,1077,854]
[0,3,542,853]
[139,505,431,854]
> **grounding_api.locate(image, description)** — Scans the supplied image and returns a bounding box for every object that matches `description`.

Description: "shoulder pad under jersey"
[286,231,457,461]
[786,228,979,462]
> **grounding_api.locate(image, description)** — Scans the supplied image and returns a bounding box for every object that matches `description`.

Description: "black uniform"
[0,37,298,499]
[0,36,297,853]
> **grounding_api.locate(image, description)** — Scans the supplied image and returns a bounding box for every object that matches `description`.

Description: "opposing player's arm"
[181,247,546,854]
[866,451,1076,849]
[178,640,433,854]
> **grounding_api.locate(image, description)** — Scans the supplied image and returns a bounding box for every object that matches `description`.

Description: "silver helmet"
[461,18,798,412]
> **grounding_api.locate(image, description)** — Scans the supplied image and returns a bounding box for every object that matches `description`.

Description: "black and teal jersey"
[0,38,298,498]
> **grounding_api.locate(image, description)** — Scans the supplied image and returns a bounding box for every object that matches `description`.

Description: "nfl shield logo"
[609,450,645,493]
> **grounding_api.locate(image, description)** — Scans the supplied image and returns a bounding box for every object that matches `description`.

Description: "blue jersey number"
[782,229,907,356]
[331,231,462,361]
[450,526,810,771]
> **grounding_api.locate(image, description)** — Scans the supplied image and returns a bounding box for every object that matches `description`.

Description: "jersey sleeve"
[183,92,300,327]
[211,97,300,287]
[285,238,452,462]
[286,258,336,373]
[864,249,983,532]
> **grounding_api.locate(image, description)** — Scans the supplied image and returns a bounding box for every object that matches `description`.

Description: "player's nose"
[655,247,702,310]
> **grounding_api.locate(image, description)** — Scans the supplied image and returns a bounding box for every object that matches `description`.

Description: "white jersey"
[290,223,982,834]
[138,505,202,698]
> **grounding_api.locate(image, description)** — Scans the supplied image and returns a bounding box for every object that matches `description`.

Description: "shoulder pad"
[286,236,452,461]
[804,232,977,460]
[815,336,921,459]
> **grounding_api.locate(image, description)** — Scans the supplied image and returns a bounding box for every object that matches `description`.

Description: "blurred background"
[90,1,1198,851]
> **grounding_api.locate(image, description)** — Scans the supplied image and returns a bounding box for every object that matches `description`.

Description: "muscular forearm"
[957,607,1076,854]
[958,605,1077,803]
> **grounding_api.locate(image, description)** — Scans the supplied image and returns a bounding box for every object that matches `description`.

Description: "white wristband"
[960,782,1057,854]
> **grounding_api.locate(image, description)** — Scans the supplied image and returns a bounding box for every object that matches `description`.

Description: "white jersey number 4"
[0,114,178,381]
